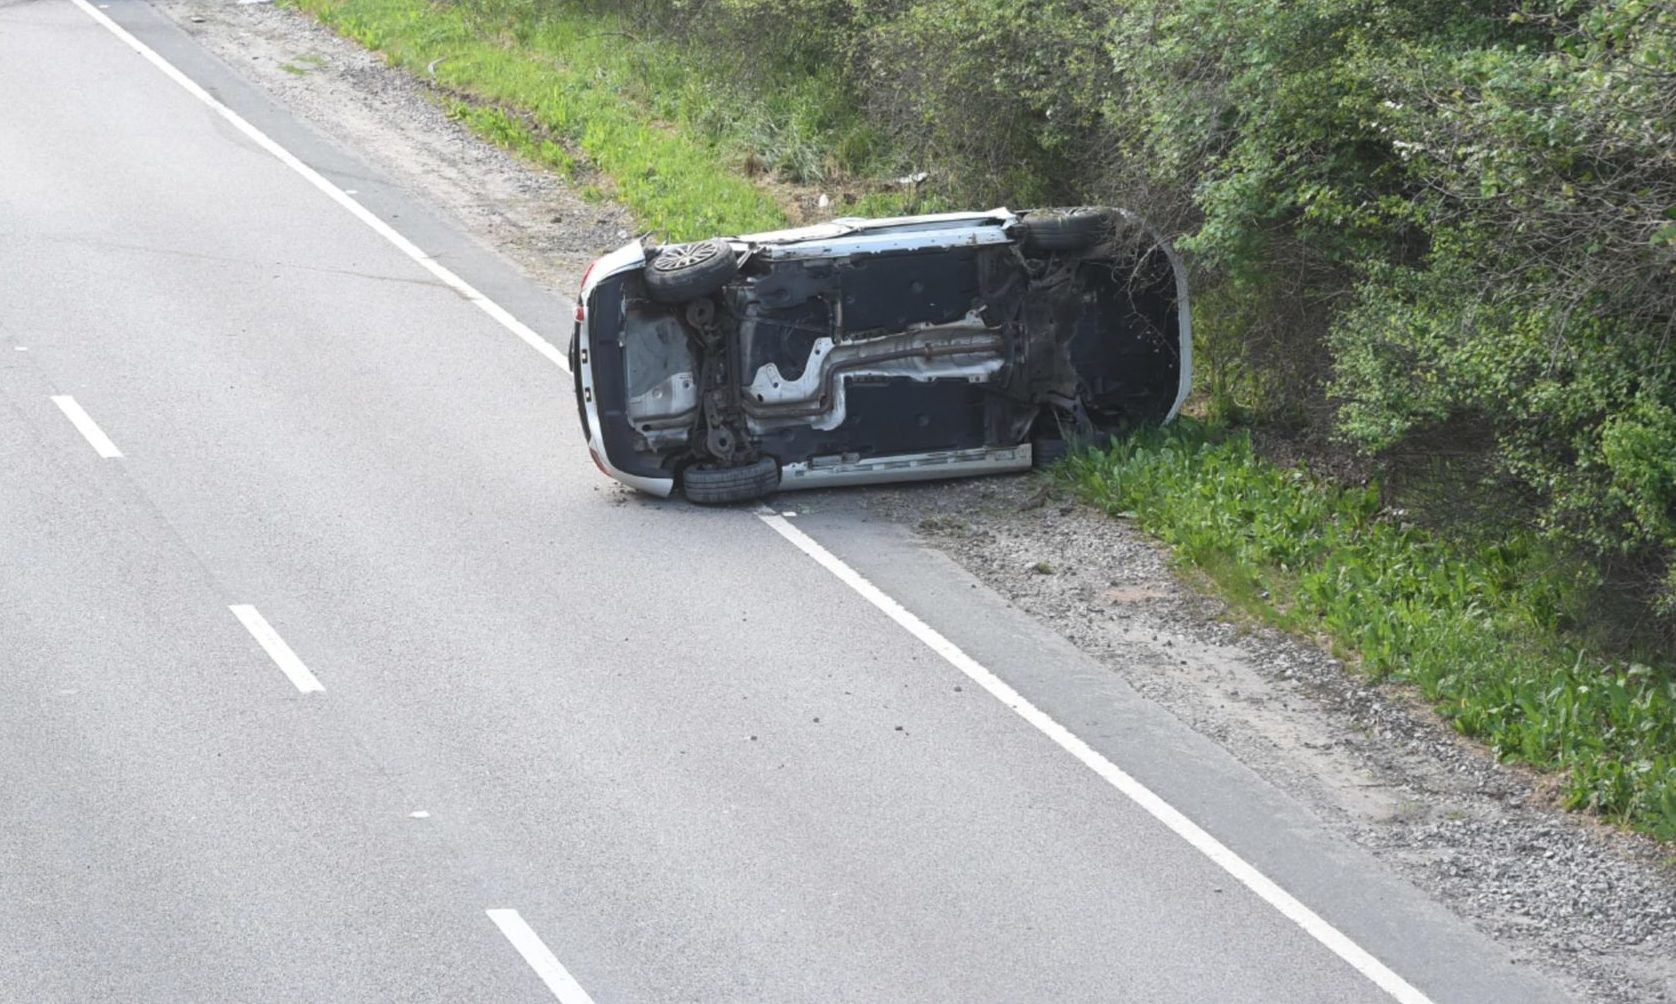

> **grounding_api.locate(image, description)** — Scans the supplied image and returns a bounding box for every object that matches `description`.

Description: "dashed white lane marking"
[69,0,570,373]
[73,0,1439,996]
[229,605,325,694]
[486,910,598,1004]
[51,395,123,458]
[755,509,1436,1004]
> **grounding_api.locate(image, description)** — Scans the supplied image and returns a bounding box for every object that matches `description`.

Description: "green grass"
[286,0,916,240]
[443,99,576,177]
[1063,422,1676,839]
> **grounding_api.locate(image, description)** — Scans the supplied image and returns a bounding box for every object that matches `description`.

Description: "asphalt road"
[0,3,1579,1002]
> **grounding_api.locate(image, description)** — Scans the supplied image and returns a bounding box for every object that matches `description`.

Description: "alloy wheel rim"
[655,242,720,271]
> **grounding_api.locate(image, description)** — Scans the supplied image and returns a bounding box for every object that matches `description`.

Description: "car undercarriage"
[575,209,1188,502]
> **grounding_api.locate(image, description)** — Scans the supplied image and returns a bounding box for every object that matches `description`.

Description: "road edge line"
[68,0,570,373]
[756,509,1436,1004]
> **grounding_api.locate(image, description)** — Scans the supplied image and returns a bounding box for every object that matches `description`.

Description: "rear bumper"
[574,242,676,497]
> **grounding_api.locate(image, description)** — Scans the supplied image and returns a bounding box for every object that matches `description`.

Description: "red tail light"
[575,258,601,324]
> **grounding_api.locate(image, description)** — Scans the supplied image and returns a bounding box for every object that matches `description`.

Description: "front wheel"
[1017,208,1114,254]
[645,239,738,303]
[682,456,780,505]
[1030,435,1071,468]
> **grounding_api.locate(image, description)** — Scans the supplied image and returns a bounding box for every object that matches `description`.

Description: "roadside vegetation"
[1066,424,1676,838]
[289,0,926,236]
[289,0,1676,836]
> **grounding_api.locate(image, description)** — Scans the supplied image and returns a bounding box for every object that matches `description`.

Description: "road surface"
[0,2,1576,1001]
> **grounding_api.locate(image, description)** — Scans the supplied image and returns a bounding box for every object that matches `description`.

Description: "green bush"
[1067,423,1676,838]
[1321,3,1676,624]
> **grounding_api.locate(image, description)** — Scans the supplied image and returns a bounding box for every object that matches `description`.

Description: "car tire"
[1031,435,1071,468]
[682,456,780,505]
[1018,208,1113,254]
[645,239,739,303]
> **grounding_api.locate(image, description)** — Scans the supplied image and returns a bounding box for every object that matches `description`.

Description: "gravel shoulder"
[843,474,1676,1004]
[148,3,1676,1001]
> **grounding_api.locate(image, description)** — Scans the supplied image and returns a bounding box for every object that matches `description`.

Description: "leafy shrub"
[1323,3,1676,627]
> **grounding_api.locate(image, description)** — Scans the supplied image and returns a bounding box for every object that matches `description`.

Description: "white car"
[569,207,1190,503]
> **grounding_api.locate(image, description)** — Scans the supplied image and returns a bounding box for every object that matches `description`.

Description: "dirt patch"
[149,3,1676,1000]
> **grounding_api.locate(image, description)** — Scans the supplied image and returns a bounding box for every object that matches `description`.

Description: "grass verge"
[1064,422,1676,839]
[288,0,917,240]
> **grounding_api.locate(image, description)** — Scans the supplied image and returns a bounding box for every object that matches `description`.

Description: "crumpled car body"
[569,207,1190,502]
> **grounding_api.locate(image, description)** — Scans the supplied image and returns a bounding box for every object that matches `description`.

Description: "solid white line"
[69,0,570,373]
[51,395,123,458]
[486,909,597,1004]
[755,510,1437,1004]
[229,605,325,694]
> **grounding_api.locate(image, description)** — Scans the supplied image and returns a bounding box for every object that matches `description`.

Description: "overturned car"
[569,207,1190,503]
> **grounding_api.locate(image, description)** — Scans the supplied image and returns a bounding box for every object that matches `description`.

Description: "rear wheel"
[682,456,780,505]
[1018,208,1113,254]
[1030,435,1071,468]
[645,239,738,303]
